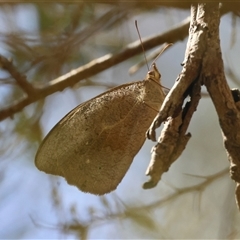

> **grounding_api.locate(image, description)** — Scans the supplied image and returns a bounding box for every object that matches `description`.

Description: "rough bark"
[146,3,240,209]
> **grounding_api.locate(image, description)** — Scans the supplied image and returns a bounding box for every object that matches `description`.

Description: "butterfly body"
[35,63,165,195]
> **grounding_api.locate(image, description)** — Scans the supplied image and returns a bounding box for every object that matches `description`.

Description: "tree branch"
[0,18,189,121]
[200,3,240,210]
[144,76,201,188]
[147,2,240,210]
[147,4,206,141]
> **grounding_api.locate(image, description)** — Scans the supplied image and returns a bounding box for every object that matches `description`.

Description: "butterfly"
[35,45,170,195]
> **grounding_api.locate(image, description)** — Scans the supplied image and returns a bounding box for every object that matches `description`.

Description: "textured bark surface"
[146,3,240,209]
[201,4,240,210]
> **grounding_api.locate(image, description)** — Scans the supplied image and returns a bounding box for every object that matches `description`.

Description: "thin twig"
[58,168,229,233]
[0,55,36,95]
[0,18,190,121]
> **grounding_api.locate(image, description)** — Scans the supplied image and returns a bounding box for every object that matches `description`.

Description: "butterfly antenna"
[135,20,149,71]
[152,43,173,65]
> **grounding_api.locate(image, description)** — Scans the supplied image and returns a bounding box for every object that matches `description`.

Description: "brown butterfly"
[35,45,171,195]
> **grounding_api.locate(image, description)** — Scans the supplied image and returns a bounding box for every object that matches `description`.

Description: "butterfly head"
[146,63,161,83]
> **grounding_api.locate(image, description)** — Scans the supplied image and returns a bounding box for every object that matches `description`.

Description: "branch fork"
[145,3,240,210]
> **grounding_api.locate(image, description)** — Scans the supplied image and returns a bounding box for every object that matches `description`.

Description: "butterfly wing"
[35,80,164,195]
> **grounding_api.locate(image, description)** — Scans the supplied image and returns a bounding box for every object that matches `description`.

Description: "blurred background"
[0,2,240,239]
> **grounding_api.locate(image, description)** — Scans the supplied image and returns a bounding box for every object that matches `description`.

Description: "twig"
[36,168,227,236]
[144,74,201,188]
[0,17,189,121]
[147,4,205,141]
[59,168,229,234]
[0,55,36,95]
